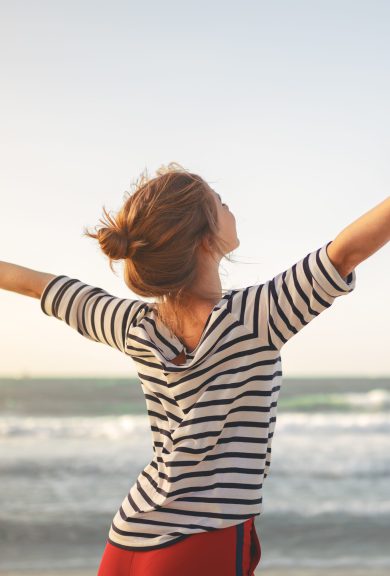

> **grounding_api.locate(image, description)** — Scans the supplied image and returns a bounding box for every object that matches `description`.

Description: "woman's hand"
[0,261,56,299]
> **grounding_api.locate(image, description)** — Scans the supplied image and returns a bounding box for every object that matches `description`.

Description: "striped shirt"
[40,240,356,551]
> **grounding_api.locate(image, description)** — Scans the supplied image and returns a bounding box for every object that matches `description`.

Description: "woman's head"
[83,162,239,335]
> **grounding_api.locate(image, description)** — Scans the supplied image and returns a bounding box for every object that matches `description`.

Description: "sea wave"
[0,414,150,439]
[279,388,390,412]
[1,408,390,438]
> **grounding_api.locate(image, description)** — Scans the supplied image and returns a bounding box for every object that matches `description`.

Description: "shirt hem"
[107,533,192,551]
[40,274,68,315]
[106,513,261,551]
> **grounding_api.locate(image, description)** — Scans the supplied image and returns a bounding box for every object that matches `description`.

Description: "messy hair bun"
[84,202,149,266]
[95,226,130,260]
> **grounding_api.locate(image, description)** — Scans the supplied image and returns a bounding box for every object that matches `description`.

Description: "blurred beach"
[1,376,390,574]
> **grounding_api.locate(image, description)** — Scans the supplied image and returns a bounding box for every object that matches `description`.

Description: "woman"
[1,163,389,575]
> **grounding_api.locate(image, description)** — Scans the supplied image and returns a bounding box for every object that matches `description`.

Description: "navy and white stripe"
[40,240,356,551]
[40,276,147,353]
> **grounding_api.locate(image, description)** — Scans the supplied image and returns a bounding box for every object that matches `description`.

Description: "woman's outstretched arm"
[327,196,390,277]
[0,261,55,298]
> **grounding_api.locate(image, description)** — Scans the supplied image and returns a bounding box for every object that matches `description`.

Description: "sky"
[0,0,389,378]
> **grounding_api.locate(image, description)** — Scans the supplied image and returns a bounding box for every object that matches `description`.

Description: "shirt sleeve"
[264,240,357,350]
[40,275,146,354]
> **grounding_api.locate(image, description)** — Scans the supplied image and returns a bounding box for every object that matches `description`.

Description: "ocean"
[1,376,389,573]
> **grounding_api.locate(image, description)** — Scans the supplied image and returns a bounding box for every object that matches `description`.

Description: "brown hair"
[82,162,235,342]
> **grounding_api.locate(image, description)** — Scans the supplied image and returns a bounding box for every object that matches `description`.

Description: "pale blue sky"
[1,0,389,377]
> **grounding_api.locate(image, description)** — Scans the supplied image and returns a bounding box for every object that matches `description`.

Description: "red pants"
[97,517,261,576]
